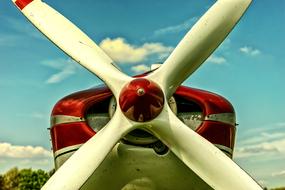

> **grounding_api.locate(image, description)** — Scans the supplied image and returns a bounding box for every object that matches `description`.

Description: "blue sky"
[0,0,284,188]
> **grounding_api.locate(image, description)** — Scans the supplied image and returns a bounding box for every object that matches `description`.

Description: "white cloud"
[0,34,21,47]
[239,46,261,56]
[235,143,278,158]
[131,64,150,73]
[99,37,173,64]
[272,170,285,177]
[16,112,46,119]
[243,122,285,137]
[46,67,76,84]
[0,143,53,173]
[235,123,285,161]
[0,16,44,47]
[206,55,227,64]
[260,132,285,139]
[276,122,285,127]
[0,157,53,173]
[2,16,44,40]
[30,112,45,119]
[41,58,77,84]
[0,143,52,158]
[154,17,198,35]
[19,158,51,166]
[234,139,285,159]
[239,132,285,147]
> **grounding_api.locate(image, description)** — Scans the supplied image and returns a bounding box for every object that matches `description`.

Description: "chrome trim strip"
[204,113,236,125]
[54,144,82,158]
[51,115,85,126]
[214,144,233,155]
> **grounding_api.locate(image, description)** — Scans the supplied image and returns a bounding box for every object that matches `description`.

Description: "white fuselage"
[56,143,212,190]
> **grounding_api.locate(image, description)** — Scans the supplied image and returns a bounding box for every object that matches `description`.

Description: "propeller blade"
[148,0,252,98]
[149,106,262,190]
[42,111,133,190]
[12,0,130,96]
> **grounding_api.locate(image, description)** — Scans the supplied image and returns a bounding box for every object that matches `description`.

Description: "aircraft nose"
[119,78,164,122]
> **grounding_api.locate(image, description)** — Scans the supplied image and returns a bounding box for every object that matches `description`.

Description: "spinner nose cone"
[119,78,164,122]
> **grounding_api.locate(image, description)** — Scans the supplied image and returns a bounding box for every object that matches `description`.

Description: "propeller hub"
[119,78,164,122]
[136,88,145,96]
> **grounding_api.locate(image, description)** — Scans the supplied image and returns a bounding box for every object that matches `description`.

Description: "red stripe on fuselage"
[15,0,33,10]
[50,122,96,152]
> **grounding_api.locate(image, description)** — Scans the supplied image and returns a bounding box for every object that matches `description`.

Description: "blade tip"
[13,0,33,10]
[237,0,253,7]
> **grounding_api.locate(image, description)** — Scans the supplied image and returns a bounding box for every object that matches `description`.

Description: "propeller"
[12,0,130,96]
[12,0,262,189]
[147,0,253,98]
